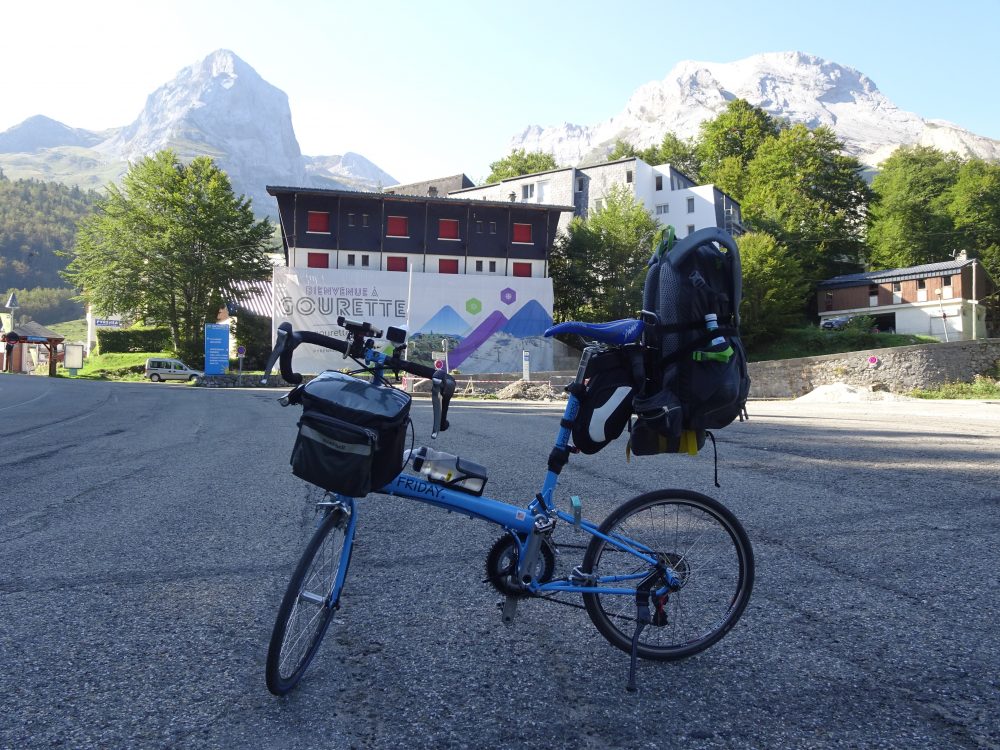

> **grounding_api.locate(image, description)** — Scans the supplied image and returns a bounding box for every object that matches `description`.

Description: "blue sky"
[2,0,997,184]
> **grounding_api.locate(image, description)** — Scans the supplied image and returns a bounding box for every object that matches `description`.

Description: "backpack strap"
[656,326,740,367]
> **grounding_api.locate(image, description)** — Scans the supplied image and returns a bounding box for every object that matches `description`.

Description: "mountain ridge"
[0,50,396,215]
[509,51,1000,168]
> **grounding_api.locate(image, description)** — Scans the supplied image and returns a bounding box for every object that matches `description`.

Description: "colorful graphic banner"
[272,267,554,375]
[406,274,554,375]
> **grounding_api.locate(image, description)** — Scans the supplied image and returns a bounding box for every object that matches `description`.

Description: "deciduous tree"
[63,150,273,361]
[867,145,962,269]
[697,99,782,197]
[550,185,659,322]
[736,232,808,348]
[484,149,559,184]
[742,124,871,284]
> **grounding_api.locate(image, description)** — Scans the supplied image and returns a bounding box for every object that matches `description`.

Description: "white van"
[145,358,203,382]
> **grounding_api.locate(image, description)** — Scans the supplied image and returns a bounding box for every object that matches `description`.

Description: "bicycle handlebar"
[264,322,455,435]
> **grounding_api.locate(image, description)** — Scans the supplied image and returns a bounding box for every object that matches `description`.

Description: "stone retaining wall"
[747,339,1000,398]
[195,373,303,388]
[195,340,1000,400]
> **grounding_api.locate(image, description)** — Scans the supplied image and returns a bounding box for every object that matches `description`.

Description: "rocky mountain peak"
[510,51,1000,168]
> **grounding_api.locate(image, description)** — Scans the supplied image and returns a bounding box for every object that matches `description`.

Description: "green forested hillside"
[0,169,99,291]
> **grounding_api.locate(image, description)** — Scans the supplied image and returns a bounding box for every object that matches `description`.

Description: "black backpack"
[630,226,750,456]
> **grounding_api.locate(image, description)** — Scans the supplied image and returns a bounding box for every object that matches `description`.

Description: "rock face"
[509,51,1000,168]
[0,50,395,215]
[304,152,398,191]
[96,50,307,210]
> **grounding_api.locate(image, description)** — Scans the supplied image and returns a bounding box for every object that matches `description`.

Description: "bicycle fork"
[501,515,556,625]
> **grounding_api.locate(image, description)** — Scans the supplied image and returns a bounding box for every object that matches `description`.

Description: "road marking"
[0,388,52,412]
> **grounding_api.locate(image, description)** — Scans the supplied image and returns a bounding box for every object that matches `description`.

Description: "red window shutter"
[307,252,329,268]
[438,218,460,240]
[439,259,459,274]
[512,262,532,277]
[512,223,532,243]
[387,216,409,237]
[386,256,407,272]
[307,211,330,233]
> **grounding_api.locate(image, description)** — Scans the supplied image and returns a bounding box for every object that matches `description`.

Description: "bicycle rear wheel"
[266,502,354,695]
[582,489,753,661]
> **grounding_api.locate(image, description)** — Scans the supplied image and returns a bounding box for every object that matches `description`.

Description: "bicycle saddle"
[544,319,644,346]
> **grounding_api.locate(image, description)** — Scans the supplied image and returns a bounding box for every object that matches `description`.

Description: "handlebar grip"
[279,345,302,385]
[277,328,351,385]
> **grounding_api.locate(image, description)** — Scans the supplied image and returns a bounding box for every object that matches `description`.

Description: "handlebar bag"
[291,371,411,496]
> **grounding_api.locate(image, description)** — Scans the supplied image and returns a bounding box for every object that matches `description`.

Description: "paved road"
[1,375,998,749]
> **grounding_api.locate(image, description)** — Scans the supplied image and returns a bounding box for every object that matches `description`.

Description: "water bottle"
[408,446,460,483]
[704,313,727,349]
[405,446,488,495]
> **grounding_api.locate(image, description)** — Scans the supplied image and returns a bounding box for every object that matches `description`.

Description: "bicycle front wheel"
[582,489,754,661]
[266,503,354,695]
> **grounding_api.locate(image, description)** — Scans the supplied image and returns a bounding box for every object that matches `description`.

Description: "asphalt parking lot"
[1,376,998,749]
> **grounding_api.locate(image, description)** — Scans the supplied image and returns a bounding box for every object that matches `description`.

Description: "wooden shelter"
[2,321,65,377]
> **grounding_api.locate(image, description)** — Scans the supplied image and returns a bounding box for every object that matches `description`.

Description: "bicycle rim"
[582,489,754,661]
[266,506,352,695]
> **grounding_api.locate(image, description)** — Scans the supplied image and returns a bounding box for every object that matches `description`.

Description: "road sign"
[522,350,530,381]
[237,345,246,356]
[434,359,445,370]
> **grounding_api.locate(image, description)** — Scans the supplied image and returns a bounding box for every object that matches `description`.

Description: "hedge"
[97,328,172,353]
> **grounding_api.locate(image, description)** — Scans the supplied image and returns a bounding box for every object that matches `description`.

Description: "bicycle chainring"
[485,534,556,598]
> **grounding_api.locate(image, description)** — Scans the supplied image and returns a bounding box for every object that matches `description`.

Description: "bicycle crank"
[484,533,555,598]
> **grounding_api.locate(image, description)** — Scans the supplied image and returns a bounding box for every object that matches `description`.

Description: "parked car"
[144,358,203,382]
[821,316,853,330]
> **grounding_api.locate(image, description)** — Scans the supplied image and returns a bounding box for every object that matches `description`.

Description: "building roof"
[817,259,978,289]
[266,185,574,213]
[229,280,273,318]
[447,158,641,194]
[7,321,65,342]
[384,174,474,197]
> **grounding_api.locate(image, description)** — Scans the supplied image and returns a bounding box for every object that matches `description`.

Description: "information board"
[204,323,230,375]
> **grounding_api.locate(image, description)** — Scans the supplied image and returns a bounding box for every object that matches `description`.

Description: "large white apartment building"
[449,157,743,237]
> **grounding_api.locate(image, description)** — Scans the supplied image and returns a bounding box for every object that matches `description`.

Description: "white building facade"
[450,157,742,237]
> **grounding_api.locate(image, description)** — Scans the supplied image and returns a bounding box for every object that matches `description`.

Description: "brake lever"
[261,326,289,385]
[430,372,444,439]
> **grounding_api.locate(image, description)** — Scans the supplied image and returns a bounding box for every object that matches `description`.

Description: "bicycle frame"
[339,349,679,597]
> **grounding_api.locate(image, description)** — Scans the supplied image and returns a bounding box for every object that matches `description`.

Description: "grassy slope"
[75,351,169,381]
[48,318,88,342]
[747,327,939,362]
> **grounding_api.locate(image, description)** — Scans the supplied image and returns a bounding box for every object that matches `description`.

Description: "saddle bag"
[290,371,411,496]
[569,349,637,455]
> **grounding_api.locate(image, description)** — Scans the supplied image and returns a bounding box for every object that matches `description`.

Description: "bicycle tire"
[266,505,353,695]
[582,489,754,661]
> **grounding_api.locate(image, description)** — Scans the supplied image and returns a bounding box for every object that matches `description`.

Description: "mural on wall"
[272,267,554,375]
[408,274,554,374]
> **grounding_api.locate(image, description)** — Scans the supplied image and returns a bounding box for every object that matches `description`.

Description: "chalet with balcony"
[817,253,994,340]
[266,185,573,278]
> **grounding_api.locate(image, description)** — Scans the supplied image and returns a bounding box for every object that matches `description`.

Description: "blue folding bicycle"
[263,317,754,695]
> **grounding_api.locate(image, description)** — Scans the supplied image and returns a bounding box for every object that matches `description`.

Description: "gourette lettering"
[395,476,445,498]
[279,296,407,318]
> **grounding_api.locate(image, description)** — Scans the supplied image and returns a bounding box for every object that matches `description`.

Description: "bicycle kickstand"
[627,576,656,692]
